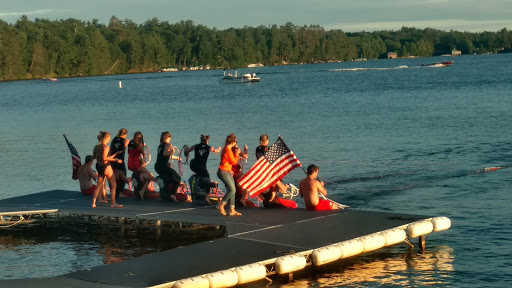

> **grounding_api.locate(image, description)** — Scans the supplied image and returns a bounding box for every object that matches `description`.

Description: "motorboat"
[220,69,260,83]
[421,61,453,67]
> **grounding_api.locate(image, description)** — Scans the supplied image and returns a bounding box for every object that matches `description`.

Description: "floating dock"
[0,190,451,288]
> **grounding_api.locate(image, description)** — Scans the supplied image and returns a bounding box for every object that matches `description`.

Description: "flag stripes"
[238,137,301,197]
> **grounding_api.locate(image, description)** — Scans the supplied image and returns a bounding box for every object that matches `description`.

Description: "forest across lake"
[1,16,511,80]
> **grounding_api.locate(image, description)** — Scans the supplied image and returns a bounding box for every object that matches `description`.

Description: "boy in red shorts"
[77,155,98,196]
[299,164,338,211]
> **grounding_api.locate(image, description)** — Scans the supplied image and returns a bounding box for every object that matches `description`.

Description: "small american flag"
[63,133,81,180]
[239,136,302,197]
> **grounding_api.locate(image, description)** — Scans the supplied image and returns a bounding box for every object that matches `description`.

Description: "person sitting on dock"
[299,164,337,211]
[261,182,297,209]
[155,131,189,202]
[77,155,98,196]
[128,131,156,200]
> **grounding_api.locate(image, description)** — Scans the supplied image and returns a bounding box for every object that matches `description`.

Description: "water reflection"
[259,246,454,288]
[0,219,223,279]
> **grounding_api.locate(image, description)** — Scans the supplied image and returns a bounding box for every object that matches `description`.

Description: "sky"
[1,0,512,32]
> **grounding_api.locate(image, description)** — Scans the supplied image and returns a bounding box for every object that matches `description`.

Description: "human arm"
[163,143,181,161]
[239,144,249,159]
[103,146,122,163]
[184,145,195,154]
[88,166,98,181]
[275,181,289,193]
[316,180,327,196]
[210,146,222,153]
[225,146,240,165]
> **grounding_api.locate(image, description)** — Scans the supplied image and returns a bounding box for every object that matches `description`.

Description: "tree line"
[0,16,511,80]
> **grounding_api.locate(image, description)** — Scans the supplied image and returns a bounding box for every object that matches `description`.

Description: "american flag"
[238,136,302,197]
[63,133,81,180]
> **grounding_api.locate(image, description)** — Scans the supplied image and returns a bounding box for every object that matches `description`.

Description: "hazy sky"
[1,0,512,32]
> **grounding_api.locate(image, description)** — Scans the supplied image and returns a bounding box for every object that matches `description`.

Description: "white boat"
[220,69,260,83]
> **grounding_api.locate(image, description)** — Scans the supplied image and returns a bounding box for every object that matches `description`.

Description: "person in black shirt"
[155,131,188,201]
[109,128,132,198]
[255,134,269,160]
[184,135,221,179]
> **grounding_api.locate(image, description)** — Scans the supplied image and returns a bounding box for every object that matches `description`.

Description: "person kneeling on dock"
[299,164,337,211]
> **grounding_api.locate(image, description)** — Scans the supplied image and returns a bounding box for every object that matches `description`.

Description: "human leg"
[92,176,105,208]
[217,169,241,216]
[105,166,122,208]
[139,166,156,181]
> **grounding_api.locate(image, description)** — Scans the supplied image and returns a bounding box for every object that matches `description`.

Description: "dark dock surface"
[0,190,428,287]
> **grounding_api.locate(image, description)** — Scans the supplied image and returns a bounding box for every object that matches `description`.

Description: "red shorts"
[276,197,297,209]
[81,185,97,196]
[306,199,334,211]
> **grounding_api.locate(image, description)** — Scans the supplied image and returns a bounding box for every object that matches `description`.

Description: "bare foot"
[139,188,145,200]
[92,204,96,208]
[111,203,123,208]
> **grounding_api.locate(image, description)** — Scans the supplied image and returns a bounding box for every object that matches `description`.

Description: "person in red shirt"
[216,133,248,216]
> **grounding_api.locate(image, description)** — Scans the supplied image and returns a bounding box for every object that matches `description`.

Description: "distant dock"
[0,190,451,288]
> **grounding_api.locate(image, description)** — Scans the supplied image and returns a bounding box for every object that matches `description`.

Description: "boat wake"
[330,65,412,72]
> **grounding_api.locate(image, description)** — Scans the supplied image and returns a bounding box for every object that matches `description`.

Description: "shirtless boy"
[77,155,98,196]
[299,164,338,211]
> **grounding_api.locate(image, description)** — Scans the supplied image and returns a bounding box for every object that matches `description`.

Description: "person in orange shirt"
[216,133,248,216]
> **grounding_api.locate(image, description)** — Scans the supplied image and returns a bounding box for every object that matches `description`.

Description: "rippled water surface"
[1,54,511,286]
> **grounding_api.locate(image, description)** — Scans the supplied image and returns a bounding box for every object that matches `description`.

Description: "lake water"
[1,54,511,287]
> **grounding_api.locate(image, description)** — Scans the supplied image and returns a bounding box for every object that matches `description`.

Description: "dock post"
[419,235,426,251]
[288,272,293,282]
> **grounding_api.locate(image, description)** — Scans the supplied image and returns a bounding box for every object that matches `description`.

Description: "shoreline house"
[387,52,398,59]
[452,49,462,56]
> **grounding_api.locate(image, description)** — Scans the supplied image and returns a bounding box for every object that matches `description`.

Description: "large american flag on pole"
[63,133,81,180]
[238,136,302,197]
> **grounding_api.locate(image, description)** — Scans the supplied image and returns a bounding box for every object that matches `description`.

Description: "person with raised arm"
[299,164,338,211]
[184,134,221,180]
[92,131,123,208]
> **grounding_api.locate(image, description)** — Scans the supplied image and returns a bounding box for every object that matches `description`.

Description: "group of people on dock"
[77,129,340,214]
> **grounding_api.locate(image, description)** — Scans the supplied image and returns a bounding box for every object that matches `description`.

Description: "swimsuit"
[81,185,97,196]
[95,163,110,176]
[306,199,334,211]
